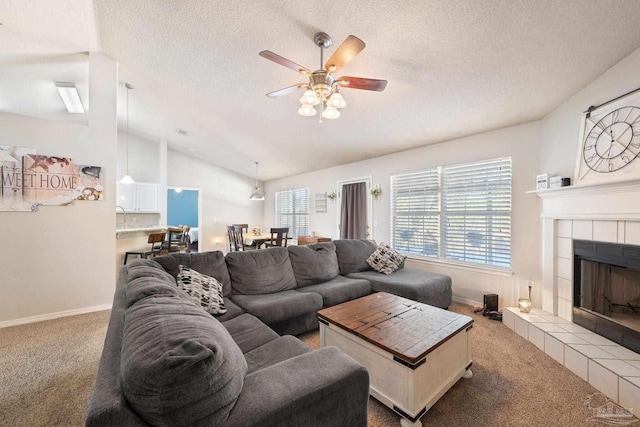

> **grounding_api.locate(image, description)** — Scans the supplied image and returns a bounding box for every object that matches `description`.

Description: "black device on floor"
[483,293,498,315]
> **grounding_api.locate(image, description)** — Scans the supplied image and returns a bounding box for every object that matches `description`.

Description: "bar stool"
[123,232,166,264]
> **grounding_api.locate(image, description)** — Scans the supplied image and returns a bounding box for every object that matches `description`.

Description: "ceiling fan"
[259,32,387,120]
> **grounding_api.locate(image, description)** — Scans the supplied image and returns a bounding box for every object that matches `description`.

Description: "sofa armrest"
[224,346,369,427]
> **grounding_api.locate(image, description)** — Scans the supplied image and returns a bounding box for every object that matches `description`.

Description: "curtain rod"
[585,85,640,117]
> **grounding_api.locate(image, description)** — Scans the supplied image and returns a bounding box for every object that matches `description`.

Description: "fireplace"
[573,240,640,354]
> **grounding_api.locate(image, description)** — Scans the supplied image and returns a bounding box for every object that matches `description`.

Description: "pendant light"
[120,83,135,185]
[249,161,265,201]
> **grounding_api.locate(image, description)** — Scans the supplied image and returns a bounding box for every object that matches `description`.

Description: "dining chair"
[163,226,190,254]
[232,223,249,233]
[264,227,289,248]
[227,225,238,251]
[233,225,258,251]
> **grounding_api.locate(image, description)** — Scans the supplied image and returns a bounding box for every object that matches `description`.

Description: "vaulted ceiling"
[3,1,640,180]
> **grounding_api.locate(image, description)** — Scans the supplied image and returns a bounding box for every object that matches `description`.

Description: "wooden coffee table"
[318,292,473,427]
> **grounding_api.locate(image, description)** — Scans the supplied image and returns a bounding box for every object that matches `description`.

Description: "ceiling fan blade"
[259,51,310,74]
[266,83,307,98]
[324,35,365,73]
[338,76,387,92]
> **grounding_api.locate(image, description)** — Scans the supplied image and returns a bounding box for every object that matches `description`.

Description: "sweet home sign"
[0,145,103,212]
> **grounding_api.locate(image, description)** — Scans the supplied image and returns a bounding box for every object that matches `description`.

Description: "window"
[275,188,309,238]
[391,157,512,269]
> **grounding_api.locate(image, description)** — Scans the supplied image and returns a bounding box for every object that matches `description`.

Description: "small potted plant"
[370,187,381,201]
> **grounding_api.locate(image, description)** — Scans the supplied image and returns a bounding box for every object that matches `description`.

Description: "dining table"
[243,232,291,249]
[243,232,274,249]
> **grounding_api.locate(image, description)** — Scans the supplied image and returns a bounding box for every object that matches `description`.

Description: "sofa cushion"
[366,242,406,275]
[347,269,452,309]
[231,290,323,325]
[121,293,247,427]
[214,297,244,322]
[126,258,177,283]
[125,260,186,309]
[154,251,232,296]
[177,265,227,315]
[226,247,297,295]
[288,242,340,287]
[297,276,372,307]
[221,313,279,354]
[334,239,378,275]
[244,335,312,374]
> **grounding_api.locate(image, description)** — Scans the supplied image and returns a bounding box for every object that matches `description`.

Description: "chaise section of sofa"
[333,239,453,309]
[86,258,370,427]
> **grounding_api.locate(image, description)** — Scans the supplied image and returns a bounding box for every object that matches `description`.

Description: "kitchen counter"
[115,226,165,238]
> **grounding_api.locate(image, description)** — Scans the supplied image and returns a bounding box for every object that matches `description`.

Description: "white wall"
[167,148,264,253]
[0,54,118,325]
[540,46,640,178]
[115,130,160,183]
[265,121,542,307]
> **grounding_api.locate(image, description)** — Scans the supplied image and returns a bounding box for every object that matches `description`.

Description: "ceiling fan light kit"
[260,31,387,121]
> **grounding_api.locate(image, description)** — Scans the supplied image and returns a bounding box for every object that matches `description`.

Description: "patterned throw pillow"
[366,243,406,275]
[176,265,227,315]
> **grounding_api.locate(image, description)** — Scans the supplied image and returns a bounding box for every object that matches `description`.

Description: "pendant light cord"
[126,85,129,173]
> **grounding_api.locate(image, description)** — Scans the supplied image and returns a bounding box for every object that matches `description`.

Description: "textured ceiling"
[3,1,640,180]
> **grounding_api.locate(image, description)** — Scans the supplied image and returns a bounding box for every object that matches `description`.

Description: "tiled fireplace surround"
[503,180,640,416]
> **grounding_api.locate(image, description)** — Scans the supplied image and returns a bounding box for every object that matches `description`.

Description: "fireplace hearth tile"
[514,316,529,339]
[529,324,545,351]
[619,377,640,417]
[531,322,568,333]
[574,333,616,346]
[627,360,640,370]
[598,345,640,361]
[565,346,588,381]
[568,344,618,359]
[545,334,564,364]
[556,323,591,334]
[549,332,589,345]
[589,360,619,401]
[593,359,640,377]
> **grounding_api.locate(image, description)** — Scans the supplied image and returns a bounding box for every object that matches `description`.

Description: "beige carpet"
[0,304,635,427]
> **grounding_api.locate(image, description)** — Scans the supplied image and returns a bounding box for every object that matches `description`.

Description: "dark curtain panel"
[340,182,367,239]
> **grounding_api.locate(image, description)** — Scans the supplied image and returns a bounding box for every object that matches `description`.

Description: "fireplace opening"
[573,240,640,354]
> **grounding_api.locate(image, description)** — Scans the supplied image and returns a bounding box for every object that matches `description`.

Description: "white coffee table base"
[320,321,472,427]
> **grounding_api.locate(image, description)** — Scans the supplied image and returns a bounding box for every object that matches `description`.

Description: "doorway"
[167,187,201,252]
[337,177,372,240]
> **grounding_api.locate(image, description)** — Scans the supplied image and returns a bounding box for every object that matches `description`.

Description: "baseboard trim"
[0,304,112,329]
[452,295,483,309]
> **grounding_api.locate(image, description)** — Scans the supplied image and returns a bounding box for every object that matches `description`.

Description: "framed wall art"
[574,88,640,185]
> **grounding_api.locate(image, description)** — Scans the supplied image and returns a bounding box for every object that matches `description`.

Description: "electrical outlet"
[527,280,533,288]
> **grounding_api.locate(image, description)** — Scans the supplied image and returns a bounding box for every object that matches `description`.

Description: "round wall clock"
[582,106,640,173]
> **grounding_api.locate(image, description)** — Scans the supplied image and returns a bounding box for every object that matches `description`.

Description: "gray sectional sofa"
[86,239,451,426]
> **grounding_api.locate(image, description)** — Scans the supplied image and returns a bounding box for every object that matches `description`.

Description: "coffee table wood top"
[318,292,473,365]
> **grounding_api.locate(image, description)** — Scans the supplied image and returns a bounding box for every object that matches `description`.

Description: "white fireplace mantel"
[529,178,640,221]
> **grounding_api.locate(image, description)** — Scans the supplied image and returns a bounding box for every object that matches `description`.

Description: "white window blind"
[275,188,309,238]
[390,157,512,269]
[442,158,512,268]
[390,169,440,258]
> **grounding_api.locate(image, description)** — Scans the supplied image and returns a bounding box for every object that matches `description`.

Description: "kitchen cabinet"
[116,182,158,212]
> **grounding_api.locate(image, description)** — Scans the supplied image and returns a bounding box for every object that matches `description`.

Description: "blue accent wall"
[167,189,198,227]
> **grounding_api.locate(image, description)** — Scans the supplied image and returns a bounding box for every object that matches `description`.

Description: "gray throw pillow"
[177,265,227,315]
[366,242,406,275]
[121,294,247,426]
